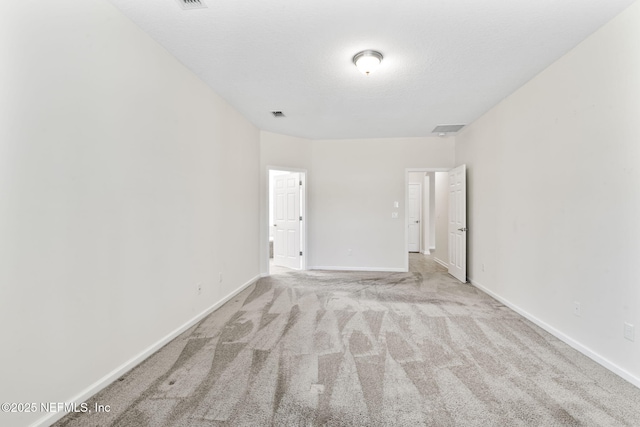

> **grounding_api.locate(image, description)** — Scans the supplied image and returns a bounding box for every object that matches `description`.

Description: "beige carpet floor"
[55,254,640,426]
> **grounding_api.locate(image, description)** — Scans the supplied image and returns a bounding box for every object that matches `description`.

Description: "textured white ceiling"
[107,0,635,139]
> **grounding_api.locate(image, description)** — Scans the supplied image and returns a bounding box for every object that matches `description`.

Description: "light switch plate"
[624,322,635,342]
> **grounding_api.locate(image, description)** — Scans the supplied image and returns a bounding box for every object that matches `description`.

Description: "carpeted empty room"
[55,254,640,426]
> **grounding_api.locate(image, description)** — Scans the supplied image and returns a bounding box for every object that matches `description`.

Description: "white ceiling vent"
[175,0,207,10]
[432,124,465,134]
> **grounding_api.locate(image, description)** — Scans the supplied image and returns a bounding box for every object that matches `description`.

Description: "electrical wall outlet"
[219,272,223,283]
[624,322,635,342]
[391,212,398,219]
[482,263,485,272]
[573,301,581,317]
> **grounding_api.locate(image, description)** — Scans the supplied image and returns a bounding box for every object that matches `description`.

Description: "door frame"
[267,166,308,274]
[404,168,449,272]
[407,182,422,253]
[422,174,431,255]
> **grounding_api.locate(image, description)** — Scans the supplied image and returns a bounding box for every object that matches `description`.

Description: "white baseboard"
[429,246,436,251]
[31,274,260,427]
[421,249,431,255]
[309,266,406,273]
[433,257,448,268]
[469,278,640,390]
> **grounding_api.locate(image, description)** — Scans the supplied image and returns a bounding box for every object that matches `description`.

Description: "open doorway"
[405,168,450,272]
[267,167,307,274]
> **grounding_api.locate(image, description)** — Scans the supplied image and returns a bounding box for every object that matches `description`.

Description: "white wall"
[261,134,454,272]
[408,172,425,184]
[455,1,640,386]
[310,138,454,270]
[0,1,260,426]
[433,172,449,265]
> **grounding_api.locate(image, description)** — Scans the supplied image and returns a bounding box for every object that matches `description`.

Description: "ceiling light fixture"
[353,50,383,76]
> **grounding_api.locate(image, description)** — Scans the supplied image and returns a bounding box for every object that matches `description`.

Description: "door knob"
[415,220,419,223]
[273,224,277,227]
[458,227,468,232]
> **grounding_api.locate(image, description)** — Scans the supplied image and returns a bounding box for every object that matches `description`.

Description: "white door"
[448,165,467,282]
[408,183,421,252]
[273,173,301,269]
[422,175,430,255]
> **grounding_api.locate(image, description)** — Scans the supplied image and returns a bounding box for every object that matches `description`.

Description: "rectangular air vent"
[432,124,465,134]
[271,111,285,118]
[176,0,207,10]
